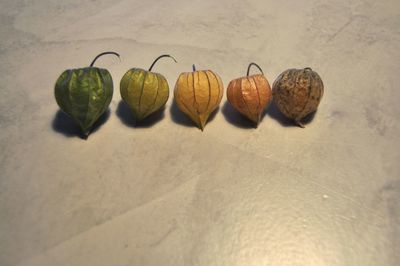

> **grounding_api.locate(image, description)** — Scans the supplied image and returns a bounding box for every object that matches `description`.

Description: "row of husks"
[55,52,324,137]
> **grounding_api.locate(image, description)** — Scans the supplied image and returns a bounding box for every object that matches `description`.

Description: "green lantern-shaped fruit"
[54,51,120,137]
[120,54,177,123]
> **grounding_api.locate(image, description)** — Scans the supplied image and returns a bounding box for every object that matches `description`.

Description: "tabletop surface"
[1,0,399,265]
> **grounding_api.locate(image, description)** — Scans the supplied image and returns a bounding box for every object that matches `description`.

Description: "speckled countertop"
[1,0,399,265]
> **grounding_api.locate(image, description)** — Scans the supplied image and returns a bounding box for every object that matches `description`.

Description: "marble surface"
[1,0,399,265]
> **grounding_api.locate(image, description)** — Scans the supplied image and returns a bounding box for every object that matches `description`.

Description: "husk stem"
[148,54,177,71]
[247,62,264,76]
[89,51,120,67]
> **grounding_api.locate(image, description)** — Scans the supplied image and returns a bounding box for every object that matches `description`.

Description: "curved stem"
[148,54,177,71]
[89,51,120,67]
[304,67,312,71]
[295,119,305,128]
[192,64,196,72]
[247,62,264,76]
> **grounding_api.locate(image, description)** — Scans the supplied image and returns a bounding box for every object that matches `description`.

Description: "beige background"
[1,0,399,265]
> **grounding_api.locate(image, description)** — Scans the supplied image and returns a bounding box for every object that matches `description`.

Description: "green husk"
[54,51,119,136]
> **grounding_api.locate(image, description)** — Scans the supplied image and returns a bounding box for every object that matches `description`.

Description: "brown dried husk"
[272,68,324,127]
